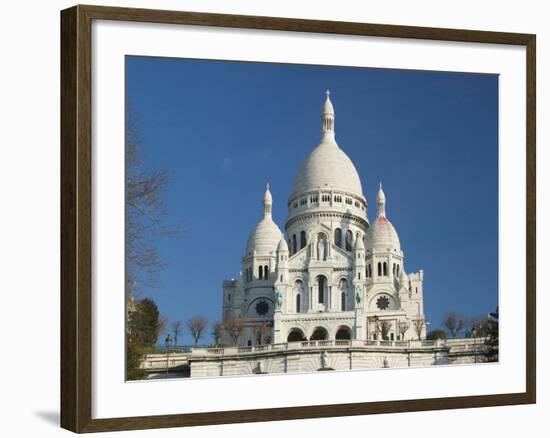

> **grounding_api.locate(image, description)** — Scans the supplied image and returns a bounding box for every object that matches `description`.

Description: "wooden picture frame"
[60,4,536,433]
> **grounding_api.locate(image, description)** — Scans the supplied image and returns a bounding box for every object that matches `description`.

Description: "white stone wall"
[188,341,448,378]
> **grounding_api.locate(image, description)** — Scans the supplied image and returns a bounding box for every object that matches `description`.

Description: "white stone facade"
[222,92,427,349]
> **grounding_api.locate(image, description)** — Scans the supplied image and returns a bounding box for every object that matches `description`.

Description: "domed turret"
[245,184,283,256]
[277,237,289,253]
[355,234,365,251]
[365,183,401,251]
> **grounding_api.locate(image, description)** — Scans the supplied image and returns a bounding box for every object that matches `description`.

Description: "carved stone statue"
[275,289,283,309]
[316,234,328,261]
[355,284,362,304]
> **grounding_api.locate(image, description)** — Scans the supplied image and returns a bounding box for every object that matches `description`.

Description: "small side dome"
[245,185,283,256]
[366,216,401,250]
[366,183,401,251]
[245,220,282,256]
[277,237,289,252]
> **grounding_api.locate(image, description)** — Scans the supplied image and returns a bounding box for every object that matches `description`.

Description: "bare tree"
[442,312,466,338]
[378,321,392,341]
[157,315,168,341]
[186,316,208,346]
[254,322,270,345]
[470,315,490,337]
[413,317,425,340]
[224,316,245,346]
[125,106,181,301]
[211,321,224,347]
[171,320,182,346]
[398,321,410,340]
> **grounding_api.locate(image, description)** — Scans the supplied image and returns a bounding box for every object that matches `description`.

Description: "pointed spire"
[263,183,273,217]
[321,90,335,141]
[376,182,386,217]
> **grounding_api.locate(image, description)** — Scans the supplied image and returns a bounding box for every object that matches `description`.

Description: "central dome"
[291,92,363,199]
[292,140,363,197]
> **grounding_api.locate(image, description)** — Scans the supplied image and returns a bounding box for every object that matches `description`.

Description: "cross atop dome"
[263,183,273,217]
[325,89,331,98]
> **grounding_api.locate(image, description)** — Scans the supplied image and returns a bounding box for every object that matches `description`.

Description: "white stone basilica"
[221,92,426,347]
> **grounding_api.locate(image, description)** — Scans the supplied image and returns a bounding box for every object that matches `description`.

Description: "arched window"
[393,263,396,276]
[263,265,269,279]
[341,292,346,311]
[377,262,382,277]
[296,294,301,313]
[258,265,263,280]
[300,231,306,249]
[345,230,353,251]
[335,327,351,340]
[369,264,372,278]
[334,228,342,248]
[383,262,388,276]
[310,327,328,341]
[317,276,326,303]
[396,264,400,276]
[373,333,377,340]
[287,328,306,342]
[390,333,395,341]
[292,234,297,254]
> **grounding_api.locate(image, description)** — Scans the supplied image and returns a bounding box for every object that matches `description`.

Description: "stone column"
[273,310,282,343]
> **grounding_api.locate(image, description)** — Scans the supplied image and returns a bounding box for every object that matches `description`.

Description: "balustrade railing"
[177,338,449,358]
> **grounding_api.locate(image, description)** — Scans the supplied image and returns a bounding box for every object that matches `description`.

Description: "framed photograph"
[60,4,536,433]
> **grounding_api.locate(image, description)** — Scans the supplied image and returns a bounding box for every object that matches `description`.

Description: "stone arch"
[334,227,342,248]
[334,325,353,340]
[315,275,328,304]
[309,326,329,341]
[293,279,305,313]
[287,327,306,342]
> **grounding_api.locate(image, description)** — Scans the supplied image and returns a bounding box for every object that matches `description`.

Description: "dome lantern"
[322,89,335,140]
[264,183,273,217]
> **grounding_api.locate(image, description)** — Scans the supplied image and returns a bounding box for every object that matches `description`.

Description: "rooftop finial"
[263,183,273,217]
[376,182,386,217]
[325,89,331,98]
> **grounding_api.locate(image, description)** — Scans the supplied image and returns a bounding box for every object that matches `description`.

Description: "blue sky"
[126,56,498,345]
